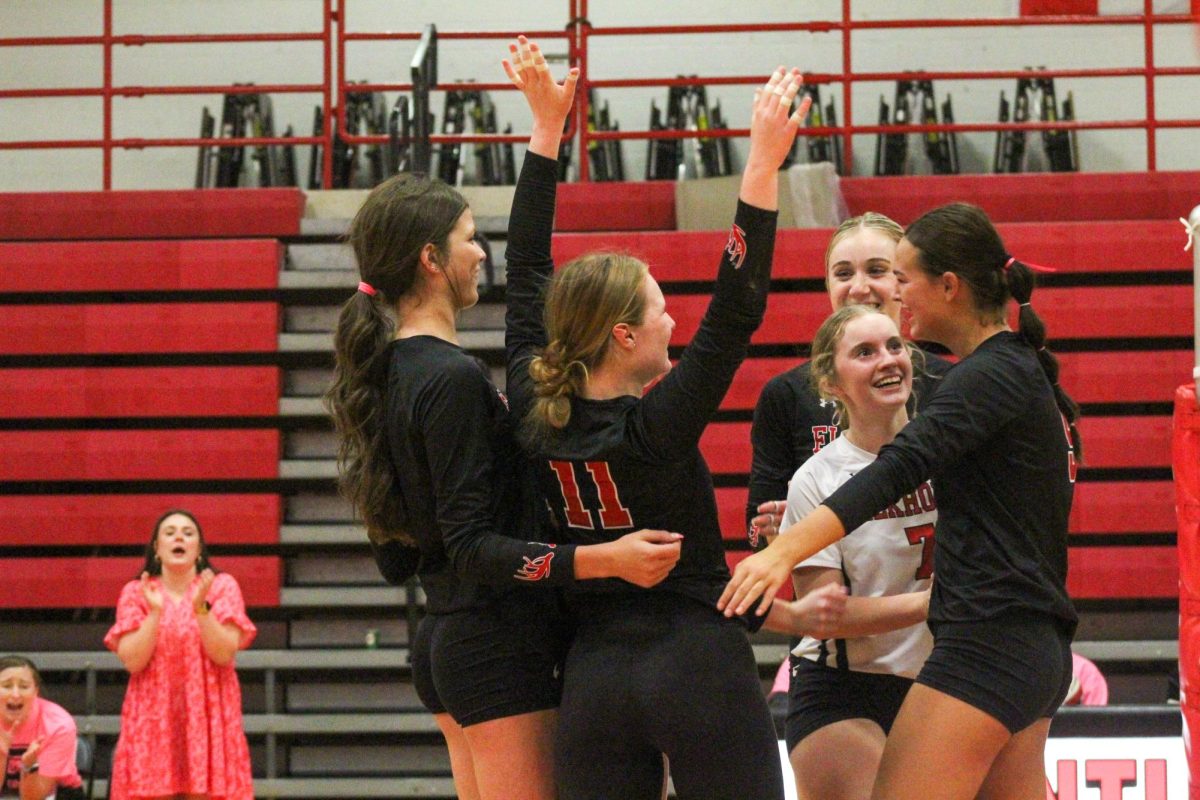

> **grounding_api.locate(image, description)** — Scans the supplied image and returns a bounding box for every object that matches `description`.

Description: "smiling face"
[826,312,912,424]
[0,665,38,728]
[154,512,202,574]
[437,209,486,311]
[625,274,676,385]
[826,226,902,322]
[894,237,950,345]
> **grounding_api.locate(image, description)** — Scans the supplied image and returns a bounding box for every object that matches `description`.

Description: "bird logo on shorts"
[724,223,747,269]
[514,551,555,581]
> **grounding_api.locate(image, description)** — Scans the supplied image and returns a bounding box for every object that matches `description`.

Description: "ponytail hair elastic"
[1002,255,1057,275]
[358,281,378,296]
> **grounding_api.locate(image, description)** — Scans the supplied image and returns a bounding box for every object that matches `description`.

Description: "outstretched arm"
[502,35,578,159]
[738,67,810,210]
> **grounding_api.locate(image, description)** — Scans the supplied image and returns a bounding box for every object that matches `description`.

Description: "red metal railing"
[1,0,1197,187]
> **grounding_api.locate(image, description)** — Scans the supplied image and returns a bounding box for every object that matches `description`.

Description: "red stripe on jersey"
[549,460,594,529]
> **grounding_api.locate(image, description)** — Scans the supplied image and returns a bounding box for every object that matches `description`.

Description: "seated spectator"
[0,655,83,800]
[1062,652,1109,706]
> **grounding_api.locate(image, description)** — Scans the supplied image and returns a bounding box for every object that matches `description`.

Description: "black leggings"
[556,593,783,800]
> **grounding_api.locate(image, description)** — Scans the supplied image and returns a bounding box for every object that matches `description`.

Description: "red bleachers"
[553,220,1192,279]
[556,180,676,232]
[0,189,304,240]
[0,494,281,546]
[3,555,281,608]
[0,303,279,354]
[0,190,302,611]
[0,430,279,481]
[0,239,281,291]
[0,367,280,418]
[700,416,1171,478]
[839,171,1200,225]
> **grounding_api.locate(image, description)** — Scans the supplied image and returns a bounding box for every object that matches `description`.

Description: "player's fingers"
[790,94,813,129]
[762,66,786,99]
[562,66,580,94]
[502,59,525,89]
[530,43,550,74]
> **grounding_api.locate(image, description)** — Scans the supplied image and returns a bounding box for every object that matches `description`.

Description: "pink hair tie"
[358,281,377,296]
[1002,256,1057,274]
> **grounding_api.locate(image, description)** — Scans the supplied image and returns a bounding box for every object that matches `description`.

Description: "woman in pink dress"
[105,510,255,800]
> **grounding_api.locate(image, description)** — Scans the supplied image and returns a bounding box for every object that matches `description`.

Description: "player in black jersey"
[503,40,845,800]
[325,55,684,796]
[722,202,1082,800]
[746,211,950,544]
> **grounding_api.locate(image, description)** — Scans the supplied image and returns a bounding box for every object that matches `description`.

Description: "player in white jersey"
[778,304,935,800]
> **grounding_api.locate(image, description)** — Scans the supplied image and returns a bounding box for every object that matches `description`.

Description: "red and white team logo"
[514,550,555,581]
[724,223,747,269]
[495,389,509,411]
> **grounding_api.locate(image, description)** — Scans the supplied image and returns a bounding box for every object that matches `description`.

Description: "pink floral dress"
[104,572,256,800]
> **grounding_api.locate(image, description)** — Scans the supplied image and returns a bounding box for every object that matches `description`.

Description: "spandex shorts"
[784,655,913,753]
[556,592,783,800]
[917,613,1074,734]
[412,592,569,727]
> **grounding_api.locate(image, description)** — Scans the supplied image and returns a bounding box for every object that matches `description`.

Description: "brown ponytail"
[324,174,469,542]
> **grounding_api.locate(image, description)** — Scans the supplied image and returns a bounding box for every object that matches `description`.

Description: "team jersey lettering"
[548,459,634,530]
[585,461,635,528]
[903,522,935,580]
[1060,413,1078,484]
[514,551,555,581]
[812,425,838,454]
[724,223,747,269]
[548,460,593,529]
[872,481,937,521]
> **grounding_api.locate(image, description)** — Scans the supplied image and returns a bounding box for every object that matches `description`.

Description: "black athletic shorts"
[917,612,1074,734]
[413,591,570,727]
[784,655,913,753]
[556,592,784,800]
[410,613,446,715]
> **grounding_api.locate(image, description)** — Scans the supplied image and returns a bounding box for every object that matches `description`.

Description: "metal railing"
[1,0,1197,187]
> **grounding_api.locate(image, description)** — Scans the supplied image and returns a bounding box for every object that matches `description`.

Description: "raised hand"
[746,67,810,173]
[193,567,216,614]
[609,529,683,588]
[502,35,579,158]
[139,571,163,612]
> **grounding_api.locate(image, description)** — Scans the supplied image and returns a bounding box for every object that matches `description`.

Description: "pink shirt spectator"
[1063,652,1108,706]
[104,572,256,800]
[3,697,82,794]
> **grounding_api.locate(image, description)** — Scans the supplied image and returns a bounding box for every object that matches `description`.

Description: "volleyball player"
[721,202,1081,800]
[746,211,950,544]
[325,81,684,796]
[778,304,935,800]
[503,39,843,800]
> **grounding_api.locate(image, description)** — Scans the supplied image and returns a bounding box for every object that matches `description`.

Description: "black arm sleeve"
[504,151,559,419]
[635,202,778,460]
[746,376,799,527]
[823,348,1027,533]
[423,358,577,586]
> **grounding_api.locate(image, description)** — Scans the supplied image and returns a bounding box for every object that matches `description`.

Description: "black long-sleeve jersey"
[746,352,952,530]
[383,335,577,616]
[822,331,1078,627]
[506,151,777,628]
